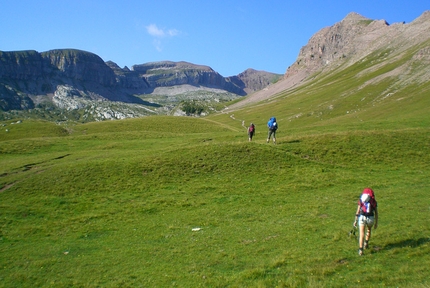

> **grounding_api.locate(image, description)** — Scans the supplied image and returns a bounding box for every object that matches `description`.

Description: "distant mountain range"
[0,49,281,120]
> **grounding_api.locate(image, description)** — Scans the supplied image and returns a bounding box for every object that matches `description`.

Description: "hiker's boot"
[364,240,369,249]
[358,248,363,256]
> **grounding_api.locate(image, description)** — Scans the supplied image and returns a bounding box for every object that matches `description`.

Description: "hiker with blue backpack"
[354,188,378,256]
[266,117,278,144]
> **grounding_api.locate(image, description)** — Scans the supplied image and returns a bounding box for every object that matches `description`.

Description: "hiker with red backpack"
[354,188,378,256]
[248,123,255,141]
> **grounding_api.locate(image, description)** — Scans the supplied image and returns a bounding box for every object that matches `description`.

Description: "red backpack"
[248,124,255,133]
[358,188,377,216]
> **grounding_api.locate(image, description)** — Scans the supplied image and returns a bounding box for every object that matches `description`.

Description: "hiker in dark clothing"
[248,123,255,141]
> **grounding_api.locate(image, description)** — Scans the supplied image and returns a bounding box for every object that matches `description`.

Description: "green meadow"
[1,116,428,287]
[1,46,430,287]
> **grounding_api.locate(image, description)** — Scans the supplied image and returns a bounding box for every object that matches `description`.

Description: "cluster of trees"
[180,100,205,116]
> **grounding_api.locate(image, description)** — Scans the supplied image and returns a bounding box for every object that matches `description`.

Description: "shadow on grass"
[285,139,301,144]
[383,237,429,250]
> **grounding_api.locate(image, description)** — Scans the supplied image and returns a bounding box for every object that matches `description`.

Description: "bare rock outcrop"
[288,10,430,83]
[131,61,239,93]
[227,68,282,95]
[229,10,430,110]
[42,49,117,86]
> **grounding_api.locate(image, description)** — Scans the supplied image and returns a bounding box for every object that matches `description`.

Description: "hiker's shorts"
[358,215,375,227]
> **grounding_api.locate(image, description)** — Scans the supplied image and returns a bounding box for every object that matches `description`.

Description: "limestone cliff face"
[0,50,46,80]
[0,49,121,110]
[285,13,381,79]
[0,49,116,85]
[285,11,430,81]
[105,61,150,90]
[227,69,282,95]
[41,49,117,86]
[130,61,246,95]
[0,50,48,110]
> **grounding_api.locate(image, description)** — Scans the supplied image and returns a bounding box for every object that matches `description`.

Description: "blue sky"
[1,1,428,76]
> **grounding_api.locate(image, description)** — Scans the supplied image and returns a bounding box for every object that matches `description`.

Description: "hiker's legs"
[273,132,276,144]
[248,132,252,142]
[364,217,374,248]
[358,216,374,254]
[267,130,272,143]
[364,227,372,248]
[358,215,369,254]
[366,227,372,241]
[359,223,366,250]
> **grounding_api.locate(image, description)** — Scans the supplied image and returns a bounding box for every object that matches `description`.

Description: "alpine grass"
[0,115,428,287]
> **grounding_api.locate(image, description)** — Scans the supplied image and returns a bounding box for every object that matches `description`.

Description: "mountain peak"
[412,10,430,24]
[342,12,370,22]
[132,61,214,74]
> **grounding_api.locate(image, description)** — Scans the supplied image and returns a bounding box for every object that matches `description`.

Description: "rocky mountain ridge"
[0,49,281,120]
[229,10,430,110]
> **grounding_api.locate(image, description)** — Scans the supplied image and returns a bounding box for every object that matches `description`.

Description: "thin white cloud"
[167,29,180,37]
[146,24,165,37]
[146,24,181,52]
[146,24,181,38]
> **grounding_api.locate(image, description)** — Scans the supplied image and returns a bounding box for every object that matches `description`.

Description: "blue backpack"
[268,117,278,131]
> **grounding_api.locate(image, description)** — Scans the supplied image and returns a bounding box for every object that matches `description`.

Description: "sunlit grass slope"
[208,44,430,135]
[0,115,429,287]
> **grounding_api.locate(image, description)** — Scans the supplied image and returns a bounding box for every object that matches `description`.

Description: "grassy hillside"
[0,114,429,287]
[208,44,430,135]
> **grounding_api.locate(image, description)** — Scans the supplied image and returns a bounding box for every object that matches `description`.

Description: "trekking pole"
[348,225,357,238]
